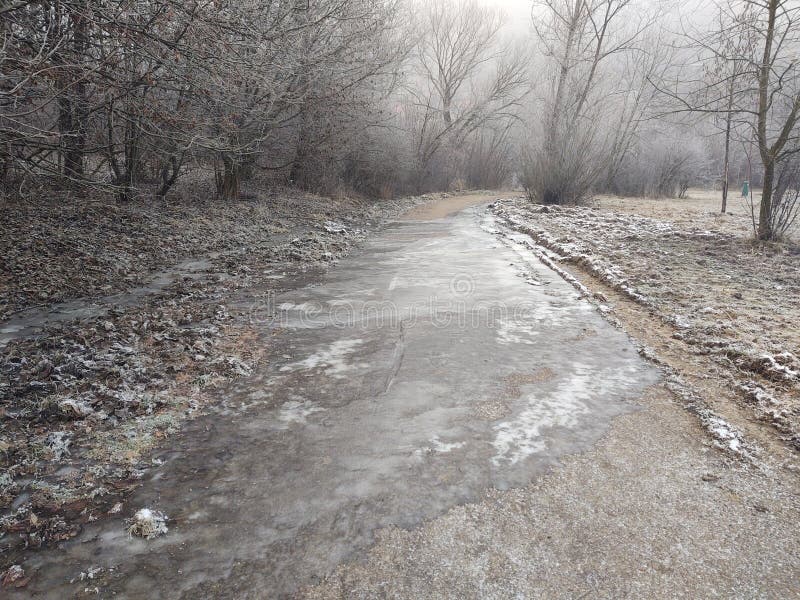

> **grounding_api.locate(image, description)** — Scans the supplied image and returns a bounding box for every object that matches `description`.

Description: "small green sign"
[741,181,750,197]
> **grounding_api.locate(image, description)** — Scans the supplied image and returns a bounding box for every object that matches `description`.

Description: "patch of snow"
[323,220,348,234]
[279,339,366,378]
[671,314,693,329]
[2,565,25,585]
[58,397,95,418]
[71,566,103,583]
[495,319,539,345]
[278,302,318,312]
[665,375,759,461]
[492,367,597,465]
[45,431,72,460]
[701,412,749,455]
[430,436,465,453]
[413,436,466,458]
[278,400,326,426]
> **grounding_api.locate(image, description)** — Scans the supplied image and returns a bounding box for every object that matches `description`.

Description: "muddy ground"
[0,185,446,561]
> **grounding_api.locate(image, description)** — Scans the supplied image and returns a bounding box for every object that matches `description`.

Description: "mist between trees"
[1,0,799,240]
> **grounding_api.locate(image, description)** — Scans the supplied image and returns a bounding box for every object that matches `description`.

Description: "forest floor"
[491,190,800,462]
[0,184,460,561]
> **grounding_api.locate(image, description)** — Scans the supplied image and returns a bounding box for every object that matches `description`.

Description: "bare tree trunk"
[71,2,88,177]
[290,111,310,186]
[442,95,452,127]
[755,0,777,240]
[547,0,582,147]
[116,116,142,201]
[0,142,8,185]
[58,91,79,178]
[58,2,89,180]
[721,104,732,213]
[216,155,241,200]
[758,162,774,240]
[157,155,181,200]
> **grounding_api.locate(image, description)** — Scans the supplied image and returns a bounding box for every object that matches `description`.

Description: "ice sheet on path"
[492,364,640,465]
[279,339,367,378]
[278,400,326,427]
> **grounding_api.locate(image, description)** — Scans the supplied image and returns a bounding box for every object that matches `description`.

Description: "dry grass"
[596,187,799,241]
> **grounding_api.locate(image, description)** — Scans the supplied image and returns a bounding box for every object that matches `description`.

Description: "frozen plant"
[1,565,25,586]
[126,508,168,539]
[45,431,72,460]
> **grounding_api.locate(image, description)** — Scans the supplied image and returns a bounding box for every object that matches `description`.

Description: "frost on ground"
[491,195,800,451]
[664,375,760,462]
[278,400,326,427]
[1,564,27,588]
[0,186,438,558]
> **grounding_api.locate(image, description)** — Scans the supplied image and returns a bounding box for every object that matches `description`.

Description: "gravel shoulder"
[302,383,800,599]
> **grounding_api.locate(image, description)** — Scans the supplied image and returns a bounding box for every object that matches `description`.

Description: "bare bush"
[522,120,604,205]
[608,131,711,199]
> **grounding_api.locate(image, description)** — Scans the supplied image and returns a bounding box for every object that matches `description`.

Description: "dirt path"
[399,192,501,220]
[5,195,800,598]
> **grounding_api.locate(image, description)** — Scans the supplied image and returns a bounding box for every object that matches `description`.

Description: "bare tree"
[714,8,754,212]
[660,0,800,239]
[525,0,650,204]
[601,30,676,194]
[750,0,800,240]
[417,0,503,127]
[1,0,407,201]
[406,0,528,191]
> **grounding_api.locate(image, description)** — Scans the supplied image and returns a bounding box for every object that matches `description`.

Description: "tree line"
[0,0,527,202]
[2,0,799,241]
[523,0,800,241]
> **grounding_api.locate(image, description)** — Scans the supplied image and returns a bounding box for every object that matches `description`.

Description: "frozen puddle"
[430,436,466,453]
[0,257,221,348]
[496,318,540,345]
[9,206,659,600]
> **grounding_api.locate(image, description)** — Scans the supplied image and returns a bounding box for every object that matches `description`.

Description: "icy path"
[10,206,658,598]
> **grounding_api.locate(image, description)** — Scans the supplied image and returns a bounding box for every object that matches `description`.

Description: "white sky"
[480,0,534,33]
[475,0,719,38]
